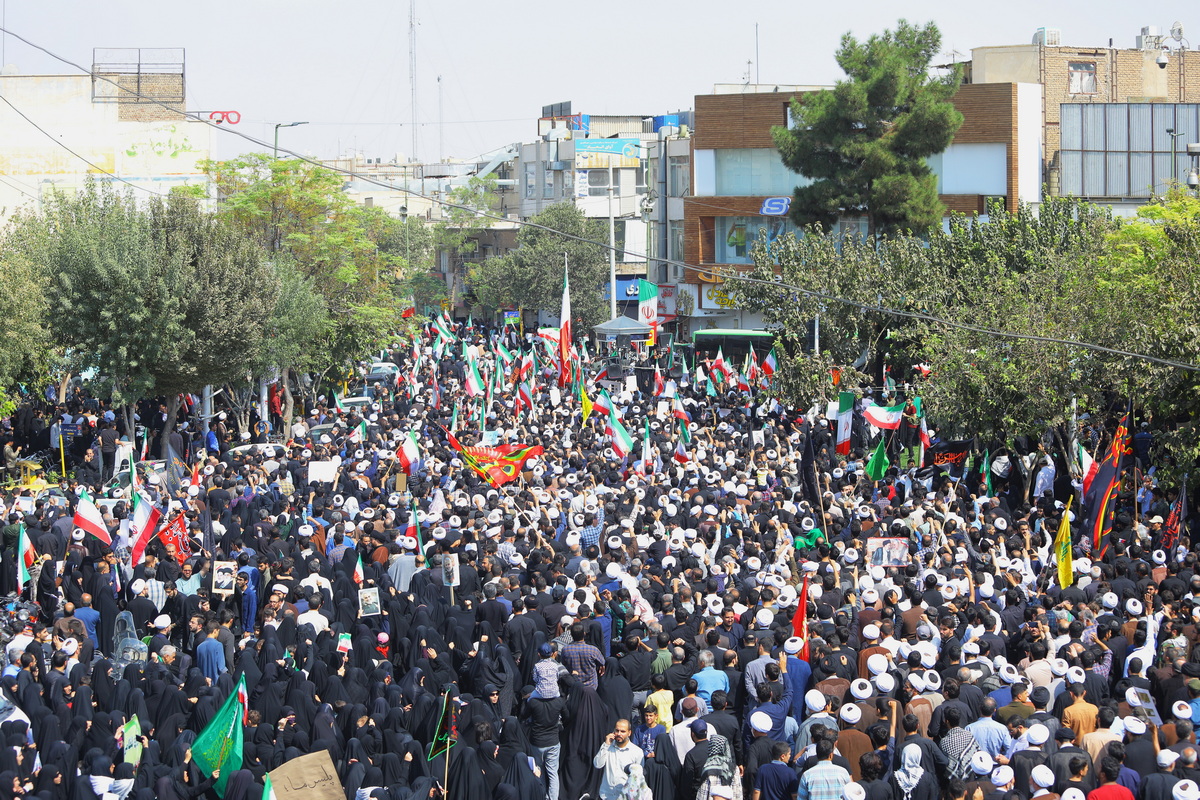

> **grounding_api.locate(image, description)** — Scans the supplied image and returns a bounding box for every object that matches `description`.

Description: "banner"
[157,514,191,566]
[268,750,345,800]
[922,440,972,472]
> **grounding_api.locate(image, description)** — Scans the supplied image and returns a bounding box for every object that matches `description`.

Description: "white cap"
[1027,724,1049,745]
[750,711,772,733]
[840,704,862,724]
[862,623,880,640]
[843,784,866,800]
[992,766,1014,787]
[1173,780,1200,800]
[805,689,827,712]
[867,653,888,676]
[1124,716,1147,735]
[1159,750,1181,768]
[1063,790,1087,800]
[131,579,147,595]
[1175,701,1193,720]
[784,637,803,655]
[1051,658,1069,677]
[1031,765,1056,788]
[850,679,873,700]
[971,751,994,775]
[755,608,773,628]
[874,672,896,693]
[1102,592,1118,609]
[924,670,942,691]
[153,614,171,629]
[1066,666,1086,685]
[61,638,78,655]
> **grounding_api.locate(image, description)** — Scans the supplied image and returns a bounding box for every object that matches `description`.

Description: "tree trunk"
[281,367,295,435]
[122,404,137,454]
[160,395,182,459]
[57,372,72,404]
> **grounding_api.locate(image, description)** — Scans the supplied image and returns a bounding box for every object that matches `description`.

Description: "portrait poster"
[212,561,237,595]
[865,537,910,567]
[358,587,381,617]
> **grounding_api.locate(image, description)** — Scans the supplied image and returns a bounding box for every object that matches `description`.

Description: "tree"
[433,176,499,307]
[202,154,404,404]
[0,222,49,415]
[469,203,609,330]
[772,20,963,236]
[10,183,276,445]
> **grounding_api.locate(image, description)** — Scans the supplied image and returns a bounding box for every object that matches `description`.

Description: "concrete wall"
[0,74,211,218]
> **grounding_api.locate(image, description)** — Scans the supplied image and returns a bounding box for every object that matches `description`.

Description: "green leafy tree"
[10,183,276,445]
[202,154,403,407]
[469,203,609,330]
[772,20,963,236]
[0,224,49,415]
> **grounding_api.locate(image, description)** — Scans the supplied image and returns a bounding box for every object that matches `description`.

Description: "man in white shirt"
[592,718,641,800]
[297,594,330,635]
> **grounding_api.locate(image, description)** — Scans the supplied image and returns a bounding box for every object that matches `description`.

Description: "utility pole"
[608,160,617,319]
[273,121,307,158]
[409,0,418,162]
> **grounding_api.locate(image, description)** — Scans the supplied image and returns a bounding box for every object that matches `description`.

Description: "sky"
[0,1,1194,164]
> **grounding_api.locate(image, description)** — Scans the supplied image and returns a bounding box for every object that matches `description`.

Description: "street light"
[273,121,308,158]
[1188,143,1200,195]
[1166,127,1185,184]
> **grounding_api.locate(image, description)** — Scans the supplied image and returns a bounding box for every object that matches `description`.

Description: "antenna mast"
[409,0,418,163]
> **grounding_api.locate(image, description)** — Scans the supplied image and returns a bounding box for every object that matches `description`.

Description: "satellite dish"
[1171,22,1184,42]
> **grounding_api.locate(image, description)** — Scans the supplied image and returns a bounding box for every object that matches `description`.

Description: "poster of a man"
[866,538,910,567]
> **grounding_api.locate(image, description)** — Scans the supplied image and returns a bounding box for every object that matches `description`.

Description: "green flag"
[983,449,993,495]
[865,439,890,482]
[192,674,247,797]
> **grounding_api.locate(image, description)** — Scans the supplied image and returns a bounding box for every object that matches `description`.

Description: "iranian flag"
[863,401,905,430]
[352,552,364,585]
[496,340,514,365]
[835,392,854,455]
[430,375,441,410]
[792,575,811,661]
[333,392,346,413]
[406,501,422,550]
[558,262,572,387]
[397,431,421,476]
[609,409,634,459]
[1080,444,1098,496]
[517,381,533,412]
[593,389,613,418]
[673,438,690,464]
[638,279,658,346]
[263,772,278,800]
[653,367,665,397]
[73,489,111,546]
[672,395,689,422]
[129,490,163,567]
[761,348,778,377]
[711,347,731,382]
[464,356,485,397]
[16,524,36,594]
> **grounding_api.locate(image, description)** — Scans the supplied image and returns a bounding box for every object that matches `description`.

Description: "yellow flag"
[580,386,593,424]
[1055,497,1074,588]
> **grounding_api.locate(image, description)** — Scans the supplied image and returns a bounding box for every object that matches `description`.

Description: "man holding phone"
[592,718,640,800]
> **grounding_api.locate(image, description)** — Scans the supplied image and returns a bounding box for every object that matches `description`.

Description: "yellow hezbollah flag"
[580,385,594,424]
[1055,497,1074,588]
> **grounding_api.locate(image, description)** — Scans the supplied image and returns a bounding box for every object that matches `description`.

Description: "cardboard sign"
[307,460,339,484]
[268,750,345,800]
[656,401,669,419]
[625,375,639,393]
[549,387,561,407]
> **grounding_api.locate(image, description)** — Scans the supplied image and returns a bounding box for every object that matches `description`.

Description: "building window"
[668,220,684,261]
[523,163,535,199]
[588,169,611,196]
[668,156,690,197]
[712,216,798,264]
[1068,62,1097,95]
[635,162,647,194]
[542,164,554,199]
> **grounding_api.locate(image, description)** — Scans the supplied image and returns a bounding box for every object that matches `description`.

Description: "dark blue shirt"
[756,760,800,800]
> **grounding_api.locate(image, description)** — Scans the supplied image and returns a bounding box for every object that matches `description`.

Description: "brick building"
[969,27,1200,206]
[677,82,1041,329]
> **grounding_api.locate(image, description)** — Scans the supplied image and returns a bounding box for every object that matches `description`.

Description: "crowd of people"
[0,318,1197,800]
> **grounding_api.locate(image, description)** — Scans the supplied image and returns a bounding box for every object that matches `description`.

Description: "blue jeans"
[533,743,560,800]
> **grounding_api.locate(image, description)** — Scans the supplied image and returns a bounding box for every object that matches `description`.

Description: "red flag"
[157,514,191,566]
[1084,409,1130,551]
[792,575,810,661]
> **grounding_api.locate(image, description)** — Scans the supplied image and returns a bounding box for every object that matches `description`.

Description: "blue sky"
[1,1,1193,163]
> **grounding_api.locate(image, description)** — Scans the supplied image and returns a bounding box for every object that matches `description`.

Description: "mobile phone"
[527,756,536,771]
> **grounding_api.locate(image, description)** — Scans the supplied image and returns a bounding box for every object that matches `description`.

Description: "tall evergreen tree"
[772,20,963,236]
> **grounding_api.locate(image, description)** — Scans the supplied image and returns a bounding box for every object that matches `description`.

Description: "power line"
[2,26,1197,373]
[0,92,166,197]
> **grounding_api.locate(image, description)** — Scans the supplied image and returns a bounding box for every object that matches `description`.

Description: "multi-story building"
[968,24,1200,210]
[0,48,211,217]
[677,81,1043,331]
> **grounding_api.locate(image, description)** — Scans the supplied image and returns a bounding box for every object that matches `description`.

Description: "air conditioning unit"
[1032,27,1062,47]
[1136,26,1163,50]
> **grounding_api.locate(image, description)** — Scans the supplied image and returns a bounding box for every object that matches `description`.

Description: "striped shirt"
[798,760,852,800]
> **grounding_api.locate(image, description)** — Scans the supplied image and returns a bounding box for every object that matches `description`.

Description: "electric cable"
[2,26,1197,372]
